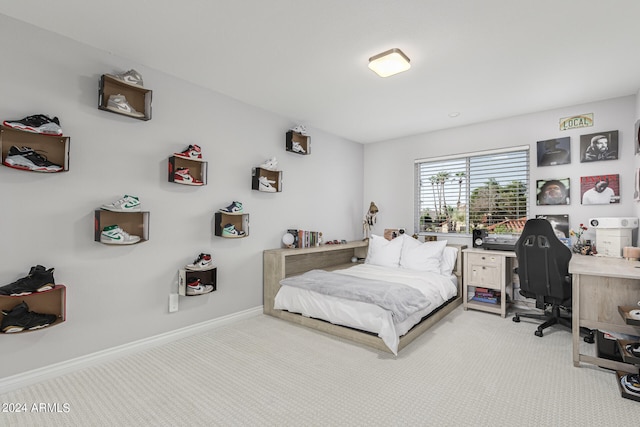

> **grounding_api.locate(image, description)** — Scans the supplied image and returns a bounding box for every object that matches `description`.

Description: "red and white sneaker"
[174,144,203,161]
[186,278,214,296]
[174,167,203,186]
[185,253,214,271]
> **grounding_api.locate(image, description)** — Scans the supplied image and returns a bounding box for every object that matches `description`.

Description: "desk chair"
[512,219,594,342]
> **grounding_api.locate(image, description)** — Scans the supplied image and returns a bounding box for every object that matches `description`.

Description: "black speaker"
[472,229,487,248]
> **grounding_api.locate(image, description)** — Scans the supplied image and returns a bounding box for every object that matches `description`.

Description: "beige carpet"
[0,306,637,426]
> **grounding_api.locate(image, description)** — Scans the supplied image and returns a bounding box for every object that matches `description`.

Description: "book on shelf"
[471,296,500,304]
[475,291,501,298]
[288,229,321,248]
[473,287,501,298]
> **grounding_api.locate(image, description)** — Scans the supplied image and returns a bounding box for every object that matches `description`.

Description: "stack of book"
[287,229,322,248]
[472,287,501,304]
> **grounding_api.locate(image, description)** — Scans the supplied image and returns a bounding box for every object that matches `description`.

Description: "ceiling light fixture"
[368,48,411,78]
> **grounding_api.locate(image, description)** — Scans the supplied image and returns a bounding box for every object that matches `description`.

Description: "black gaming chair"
[512,218,594,342]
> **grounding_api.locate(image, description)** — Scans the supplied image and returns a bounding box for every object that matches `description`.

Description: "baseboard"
[0,306,263,395]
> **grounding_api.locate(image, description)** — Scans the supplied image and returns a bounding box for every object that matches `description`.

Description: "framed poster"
[536,137,570,166]
[536,178,570,205]
[580,174,620,205]
[579,130,618,162]
[535,214,569,239]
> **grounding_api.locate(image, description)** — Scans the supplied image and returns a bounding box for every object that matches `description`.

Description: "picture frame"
[536,178,570,205]
[580,174,620,205]
[536,137,570,166]
[535,214,570,244]
[579,130,618,162]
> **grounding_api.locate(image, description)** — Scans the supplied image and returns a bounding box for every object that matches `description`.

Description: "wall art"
[579,130,618,162]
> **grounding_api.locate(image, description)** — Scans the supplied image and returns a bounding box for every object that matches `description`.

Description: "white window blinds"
[415,147,529,234]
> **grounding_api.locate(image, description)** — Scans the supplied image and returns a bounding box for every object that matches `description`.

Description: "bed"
[263,235,466,354]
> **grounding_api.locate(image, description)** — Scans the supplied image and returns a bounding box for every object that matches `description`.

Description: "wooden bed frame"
[263,240,466,354]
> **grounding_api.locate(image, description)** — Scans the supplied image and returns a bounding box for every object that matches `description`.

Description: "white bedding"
[274,263,458,355]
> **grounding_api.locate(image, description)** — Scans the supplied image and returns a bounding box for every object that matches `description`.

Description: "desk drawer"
[466,252,505,267]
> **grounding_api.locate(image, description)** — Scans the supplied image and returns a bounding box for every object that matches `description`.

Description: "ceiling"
[2,1,640,144]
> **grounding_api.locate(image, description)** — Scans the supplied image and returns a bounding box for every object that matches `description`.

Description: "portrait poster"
[580,174,620,205]
[579,130,618,162]
[536,137,570,166]
[536,178,570,205]
[535,214,569,240]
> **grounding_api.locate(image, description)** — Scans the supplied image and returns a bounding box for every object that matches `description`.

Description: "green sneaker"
[101,195,141,212]
[100,225,141,245]
[222,223,245,238]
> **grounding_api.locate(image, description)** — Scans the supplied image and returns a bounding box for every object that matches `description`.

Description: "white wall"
[364,95,638,247]
[0,15,364,379]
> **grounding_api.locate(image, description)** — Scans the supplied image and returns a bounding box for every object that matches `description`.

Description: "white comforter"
[274,264,457,355]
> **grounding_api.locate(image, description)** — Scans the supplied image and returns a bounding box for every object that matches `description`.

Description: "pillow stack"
[365,234,458,276]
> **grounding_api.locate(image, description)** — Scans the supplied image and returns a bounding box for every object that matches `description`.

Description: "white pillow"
[365,234,403,267]
[400,236,448,273]
[440,246,459,276]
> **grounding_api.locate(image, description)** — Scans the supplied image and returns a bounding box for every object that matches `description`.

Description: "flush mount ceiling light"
[368,48,411,77]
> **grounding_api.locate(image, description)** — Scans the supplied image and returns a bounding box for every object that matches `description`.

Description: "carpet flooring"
[0,306,637,426]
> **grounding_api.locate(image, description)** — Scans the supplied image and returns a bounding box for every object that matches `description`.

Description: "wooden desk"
[569,255,640,371]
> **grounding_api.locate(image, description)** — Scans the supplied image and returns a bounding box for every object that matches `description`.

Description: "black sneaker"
[0,265,56,296]
[1,301,58,333]
[2,114,62,135]
[3,145,63,172]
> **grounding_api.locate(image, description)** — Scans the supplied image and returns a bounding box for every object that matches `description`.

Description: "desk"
[569,255,640,371]
[463,248,516,317]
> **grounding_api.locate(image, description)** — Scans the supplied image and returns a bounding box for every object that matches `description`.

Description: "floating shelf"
[252,167,282,192]
[0,285,66,334]
[98,74,152,121]
[0,126,70,172]
[178,268,217,296]
[94,210,150,244]
[214,211,249,238]
[285,130,310,155]
[168,156,208,186]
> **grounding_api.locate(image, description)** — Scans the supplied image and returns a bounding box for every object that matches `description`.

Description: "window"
[415,146,529,235]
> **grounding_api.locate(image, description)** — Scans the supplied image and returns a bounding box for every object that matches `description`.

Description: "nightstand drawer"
[466,252,504,267]
[468,264,502,288]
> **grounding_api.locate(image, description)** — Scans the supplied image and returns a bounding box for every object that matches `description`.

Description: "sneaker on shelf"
[174,167,203,186]
[258,176,277,192]
[0,265,55,296]
[110,69,144,87]
[3,145,63,172]
[106,94,144,118]
[185,253,214,271]
[2,114,63,135]
[101,195,141,212]
[100,225,141,245]
[1,301,58,333]
[222,223,246,238]
[173,144,203,161]
[186,278,214,296]
[219,201,243,214]
[290,124,308,135]
[291,141,306,154]
[259,157,278,171]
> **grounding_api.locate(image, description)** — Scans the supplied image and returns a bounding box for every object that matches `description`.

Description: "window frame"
[414,145,530,236]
